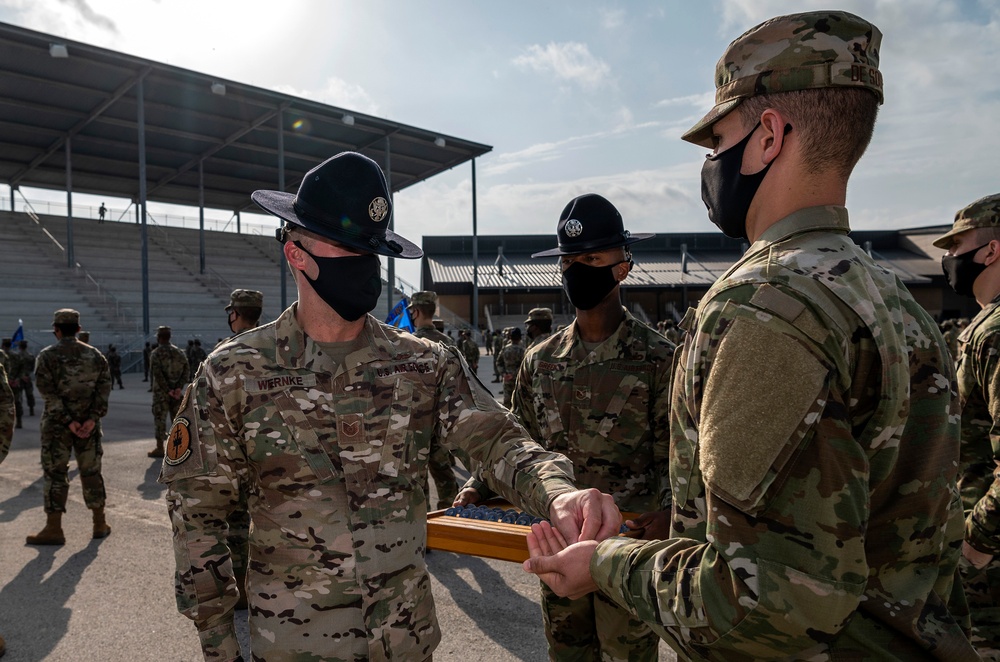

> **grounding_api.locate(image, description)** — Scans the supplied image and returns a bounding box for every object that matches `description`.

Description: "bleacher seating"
[0,210,398,367]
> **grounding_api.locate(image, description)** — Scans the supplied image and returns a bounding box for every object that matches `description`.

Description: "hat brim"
[932,226,971,250]
[530,232,655,258]
[252,190,423,259]
[681,98,743,148]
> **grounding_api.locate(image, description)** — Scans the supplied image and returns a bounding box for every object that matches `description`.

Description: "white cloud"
[655,91,714,108]
[272,78,382,116]
[512,42,611,90]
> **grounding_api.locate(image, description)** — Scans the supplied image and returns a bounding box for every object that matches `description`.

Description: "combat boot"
[92,507,111,539]
[14,416,21,429]
[25,512,65,545]
[147,444,164,458]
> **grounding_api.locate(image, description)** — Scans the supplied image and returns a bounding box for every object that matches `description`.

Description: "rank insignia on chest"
[574,387,590,401]
[165,417,193,466]
[341,419,361,437]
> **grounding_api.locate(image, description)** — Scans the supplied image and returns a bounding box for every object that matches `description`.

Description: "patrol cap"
[227,288,263,311]
[531,194,653,258]
[253,151,422,259]
[157,325,172,335]
[53,308,80,325]
[933,193,1000,249]
[510,327,522,340]
[408,291,438,310]
[524,308,553,324]
[682,11,884,148]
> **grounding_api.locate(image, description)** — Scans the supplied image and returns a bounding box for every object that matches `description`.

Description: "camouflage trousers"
[14,382,33,412]
[39,418,106,513]
[425,438,459,510]
[152,393,182,444]
[502,381,515,409]
[541,581,658,662]
[959,555,1000,660]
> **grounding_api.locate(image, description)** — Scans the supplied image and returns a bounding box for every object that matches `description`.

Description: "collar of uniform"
[747,205,851,255]
[551,307,633,365]
[275,304,403,375]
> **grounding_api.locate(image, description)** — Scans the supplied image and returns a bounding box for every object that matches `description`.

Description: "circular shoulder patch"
[165,416,193,466]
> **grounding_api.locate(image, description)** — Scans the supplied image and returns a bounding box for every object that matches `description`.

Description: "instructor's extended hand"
[523,520,600,600]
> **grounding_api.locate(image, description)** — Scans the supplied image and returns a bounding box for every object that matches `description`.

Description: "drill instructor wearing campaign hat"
[159,151,620,661]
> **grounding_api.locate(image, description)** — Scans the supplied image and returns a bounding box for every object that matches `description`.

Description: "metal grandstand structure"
[0,21,492,333]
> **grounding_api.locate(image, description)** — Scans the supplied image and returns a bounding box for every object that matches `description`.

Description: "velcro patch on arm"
[700,311,828,510]
[750,283,830,345]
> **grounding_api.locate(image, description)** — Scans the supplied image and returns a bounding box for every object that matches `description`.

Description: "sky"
[1,0,998,288]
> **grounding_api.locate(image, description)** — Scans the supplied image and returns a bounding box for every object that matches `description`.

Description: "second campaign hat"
[682,10,884,148]
[933,193,1000,249]
[531,194,653,258]
[252,151,422,259]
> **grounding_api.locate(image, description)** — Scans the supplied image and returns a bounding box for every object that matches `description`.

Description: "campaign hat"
[531,194,653,258]
[252,151,422,259]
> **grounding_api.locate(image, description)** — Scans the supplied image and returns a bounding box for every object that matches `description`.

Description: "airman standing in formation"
[459,328,480,372]
[524,307,553,349]
[158,151,617,661]
[525,11,978,660]
[186,339,207,375]
[459,194,674,661]
[147,325,189,458]
[408,289,462,508]
[221,287,264,610]
[106,344,124,389]
[1,339,21,429]
[26,309,113,545]
[935,192,1000,657]
[497,326,525,408]
[491,328,505,382]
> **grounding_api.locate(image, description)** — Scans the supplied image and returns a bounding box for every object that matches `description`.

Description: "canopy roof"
[0,22,492,211]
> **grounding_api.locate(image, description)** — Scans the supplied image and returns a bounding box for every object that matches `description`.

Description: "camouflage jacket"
[187,345,207,371]
[956,295,1000,554]
[106,350,122,373]
[464,309,673,513]
[497,342,526,378]
[159,304,577,661]
[0,364,13,463]
[149,343,190,394]
[459,336,479,364]
[35,337,111,425]
[525,331,552,350]
[7,348,31,384]
[17,350,35,381]
[412,324,455,347]
[590,207,974,660]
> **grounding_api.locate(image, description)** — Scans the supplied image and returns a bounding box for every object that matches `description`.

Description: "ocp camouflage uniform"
[459,334,479,370]
[7,348,31,423]
[187,342,207,374]
[497,341,526,408]
[591,207,975,660]
[526,331,552,350]
[150,341,190,445]
[0,364,14,463]
[467,308,673,661]
[955,295,1000,657]
[944,323,961,364]
[160,305,578,661]
[412,323,461,509]
[16,345,36,414]
[35,335,112,513]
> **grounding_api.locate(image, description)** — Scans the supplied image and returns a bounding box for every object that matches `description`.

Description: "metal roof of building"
[425,233,941,290]
[0,22,492,211]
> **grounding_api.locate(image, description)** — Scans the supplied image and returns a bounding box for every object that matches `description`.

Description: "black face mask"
[562,261,624,311]
[700,121,785,240]
[942,243,990,298]
[294,241,382,321]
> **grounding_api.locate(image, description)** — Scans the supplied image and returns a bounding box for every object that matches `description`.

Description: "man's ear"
[759,109,790,166]
[986,240,1000,267]
[284,240,306,269]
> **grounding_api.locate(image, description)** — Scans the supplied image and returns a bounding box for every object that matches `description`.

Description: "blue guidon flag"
[11,319,23,344]
[386,297,415,333]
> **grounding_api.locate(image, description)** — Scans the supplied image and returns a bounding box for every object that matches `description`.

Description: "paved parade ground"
[0,352,674,661]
